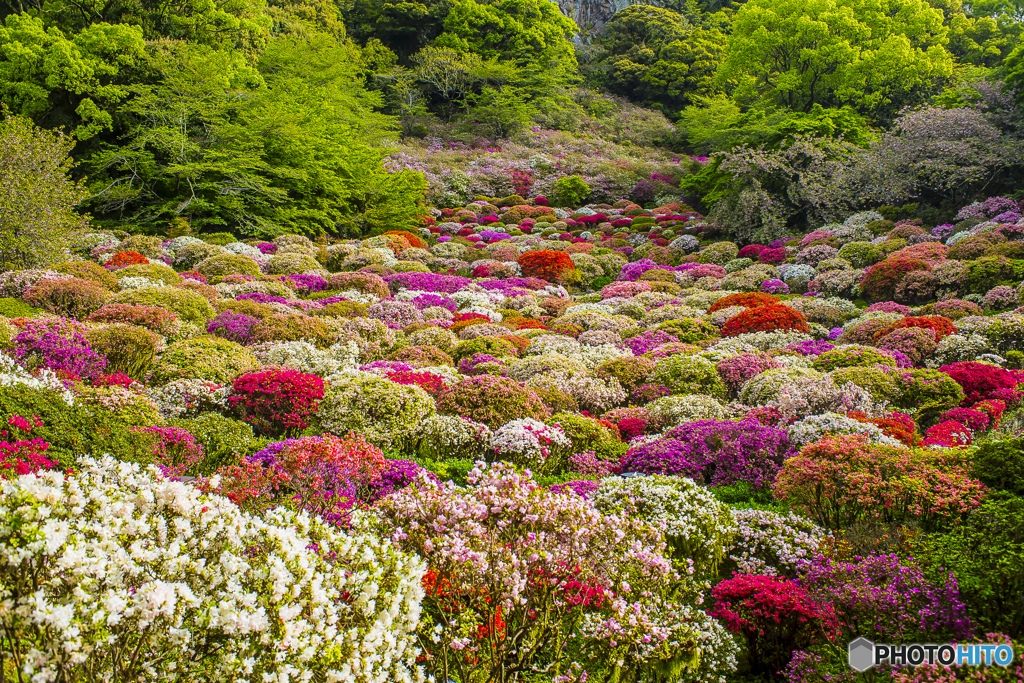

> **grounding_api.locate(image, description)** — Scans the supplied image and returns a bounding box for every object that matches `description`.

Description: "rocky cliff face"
[554,0,636,33]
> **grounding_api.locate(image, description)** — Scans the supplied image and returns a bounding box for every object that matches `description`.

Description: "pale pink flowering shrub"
[373,461,734,683]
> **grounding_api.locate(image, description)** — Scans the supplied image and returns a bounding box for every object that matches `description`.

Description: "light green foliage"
[553,175,590,207]
[109,287,215,323]
[85,37,427,237]
[316,374,437,451]
[150,336,258,385]
[719,0,954,121]
[0,14,145,139]
[0,113,88,269]
[169,412,264,475]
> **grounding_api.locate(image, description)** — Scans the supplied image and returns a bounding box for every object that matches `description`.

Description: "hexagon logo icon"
[849,637,875,672]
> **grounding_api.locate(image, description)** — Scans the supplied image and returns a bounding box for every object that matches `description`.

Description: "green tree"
[0,13,145,138]
[435,0,579,92]
[2,0,271,50]
[343,0,453,63]
[86,36,426,237]
[718,0,954,122]
[0,111,88,268]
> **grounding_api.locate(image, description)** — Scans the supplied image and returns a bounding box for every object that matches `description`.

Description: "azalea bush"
[0,456,425,683]
[772,435,986,531]
[373,461,738,683]
[228,368,326,437]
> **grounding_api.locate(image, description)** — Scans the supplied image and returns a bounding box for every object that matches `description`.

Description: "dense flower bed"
[2,195,1024,681]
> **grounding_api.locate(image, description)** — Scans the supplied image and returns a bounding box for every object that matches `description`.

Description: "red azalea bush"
[861,257,931,302]
[973,399,1006,428]
[517,250,576,281]
[874,316,958,343]
[228,369,326,437]
[772,435,985,531]
[213,433,385,524]
[106,251,150,268]
[847,411,918,447]
[758,247,787,265]
[709,574,839,677]
[721,304,810,337]
[708,291,779,314]
[939,361,1021,406]
[384,230,426,250]
[737,244,766,260]
[939,407,991,432]
[921,420,973,447]
[0,416,58,478]
[387,370,449,397]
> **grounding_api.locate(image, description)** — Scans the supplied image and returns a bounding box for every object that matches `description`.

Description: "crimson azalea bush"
[874,315,958,342]
[709,574,839,678]
[772,435,986,531]
[721,304,810,337]
[860,257,931,302]
[938,361,1021,406]
[227,369,326,437]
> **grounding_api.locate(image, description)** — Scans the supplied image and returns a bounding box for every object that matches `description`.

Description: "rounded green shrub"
[116,262,183,285]
[436,375,548,427]
[196,254,261,279]
[150,335,258,385]
[651,355,726,399]
[109,287,216,323]
[168,412,263,476]
[316,374,436,450]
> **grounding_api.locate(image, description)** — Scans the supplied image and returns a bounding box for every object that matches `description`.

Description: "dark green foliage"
[970,438,1024,497]
[169,412,265,476]
[914,492,1024,638]
[0,385,144,468]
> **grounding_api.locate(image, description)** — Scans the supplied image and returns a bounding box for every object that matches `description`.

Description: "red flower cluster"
[106,251,150,268]
[860,257,930,302]
[939,361,1021,406]
[388,370,449,397]
[228,369,326,436]
[757,247,787,265]
[710,574,839,676]
[384,230,426,250]
[708,291,779,314]
[507,318,546,331]
[517,250,576,281]
[721,304,810,337]
[847,410,918,446]
[874,315,957,342]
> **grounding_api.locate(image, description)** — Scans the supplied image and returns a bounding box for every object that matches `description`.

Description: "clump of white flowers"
[0,457,425,683]
[590,475,738,576]
[727,508,829,578]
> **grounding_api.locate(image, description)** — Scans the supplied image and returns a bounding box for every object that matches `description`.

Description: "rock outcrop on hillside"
[555,0,635,33]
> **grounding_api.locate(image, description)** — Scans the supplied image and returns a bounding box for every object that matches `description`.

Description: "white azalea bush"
[488,417,572,472]
[590,475,738,576]
[0,457,426,683]
[725,509,830,579]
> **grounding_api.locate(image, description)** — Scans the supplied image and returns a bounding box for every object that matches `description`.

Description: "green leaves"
[719,0,953,121]
[0,14,144,138]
